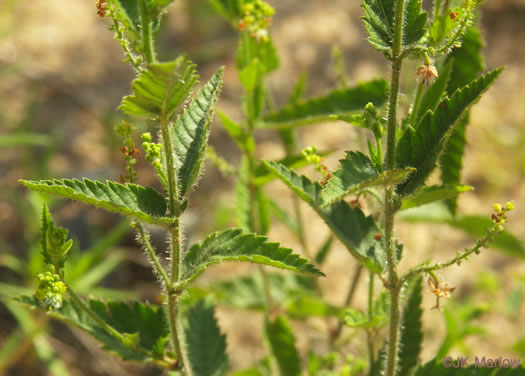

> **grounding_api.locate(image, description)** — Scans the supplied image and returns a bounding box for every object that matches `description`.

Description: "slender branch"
[108,5,143,71]
[409,82,424,127]
[384,0,406,375]
[135,222,170,288]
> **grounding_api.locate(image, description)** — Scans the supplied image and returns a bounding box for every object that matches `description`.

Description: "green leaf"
[236,158,252,231]
[265,316,301,376]
[119,57,199,120]
[396,68,503,196]
[440,27,486,214]
[182,229,324,285]
[186,299,229,376]
[218,110,255,153]
[320,151,414,207]
[361,0,395,52]
[208,0,242,21]
[403,0,427,46]
[398,277,423,375]
[400,185,472,210]
[19,179,170,227]
[268,199,300,236]
[315,235,334,265]
[284,295,344,319]
[414,59,454,127]
[344,308,369,328]
[170,67,224,197]
[255,188,270,235]
[0,132,52,148]
[262,161,388,272]
[14,296,169,362]
[237,32,279,74]
[262,80,388,129]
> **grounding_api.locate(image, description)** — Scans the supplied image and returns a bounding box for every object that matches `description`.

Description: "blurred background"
[0,0,524,375]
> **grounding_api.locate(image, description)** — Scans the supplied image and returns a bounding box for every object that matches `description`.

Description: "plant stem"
[367,272,375,369]
[384,0,406,375]
[159,116,188,372]
[136,223,170,289]
[139,0,155,65]
[409,82,424,127]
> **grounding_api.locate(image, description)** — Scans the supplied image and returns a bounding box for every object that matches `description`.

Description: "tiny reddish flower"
[416,64,439,86]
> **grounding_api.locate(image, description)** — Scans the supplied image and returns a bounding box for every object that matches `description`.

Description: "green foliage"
[262,160,389,272]
[265,316,301,376]
[262,80,388,129]
[398,277,423,375]
[182,229,324,285]
[400,185,472,210]
[403,0,428,46]
[20,178,170,226]
[185,300,229,376]
[320,151,414,206]
[120,57,199,120]
[396,68,503,196]
[440,27,485,213]
[40,204,72,273]
[15,296,170,362]
[170,67,224,196]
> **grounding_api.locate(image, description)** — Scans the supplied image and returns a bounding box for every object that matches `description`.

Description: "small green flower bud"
[141,132,152,142]
[493,203,503,213]
[505,201,515,211]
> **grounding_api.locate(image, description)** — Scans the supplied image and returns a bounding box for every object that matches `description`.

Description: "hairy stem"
[384,1,406,375]
[139,0,155,64]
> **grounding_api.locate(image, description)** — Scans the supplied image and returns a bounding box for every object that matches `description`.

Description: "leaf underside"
[396,68,503,196]
[120,56,199,120]
[19,178,170,226]
[170,67,224,197]
[186,300,229,376]
[262,160,388,272]
[182,229,324,284]
[321,150,414,206]
[262,79,388,128]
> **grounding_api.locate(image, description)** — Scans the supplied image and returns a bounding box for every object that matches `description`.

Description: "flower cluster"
[492,201,515,232]
[35,265,67,311]
[238,0,275,42]
[302,146,333,184]
[141,132,162,169]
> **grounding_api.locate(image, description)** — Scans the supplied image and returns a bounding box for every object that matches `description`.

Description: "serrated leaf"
[414,59,454,127]
[440,27,485,214]
[404,0,427,46]
[19,179,170,226]
[265,316,301,376]
[396,68,503,196]
[400,185,472,210]
[170,67,224,196]
[320,151,414,206]
[262,80,388,129]
[182,229,324,285]
[14,296,169,362]
[361,0,395,51]
[120,57,199,120]
[398,277,423,375]
[186,299,229,376]
[262,161,388,272]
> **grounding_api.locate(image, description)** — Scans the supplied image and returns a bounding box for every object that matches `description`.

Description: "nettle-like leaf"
[182,229,323,285]
[19,179,170,227]
[414,59,454,127]
[361,0,426,51]
[320,151,414,206]
[237,33,279,74]
[265,316,301,376]
[440,27,486,214]
[398,277,423,375]
[262,80,388,129]
[112,0,175,34]
[185,299,229,376]
[400,185,472,210]
[170,67,224,197]
[262,161,388,272]
[120,56,199,120]
[396,68,503,196]
[15,296,170,362]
